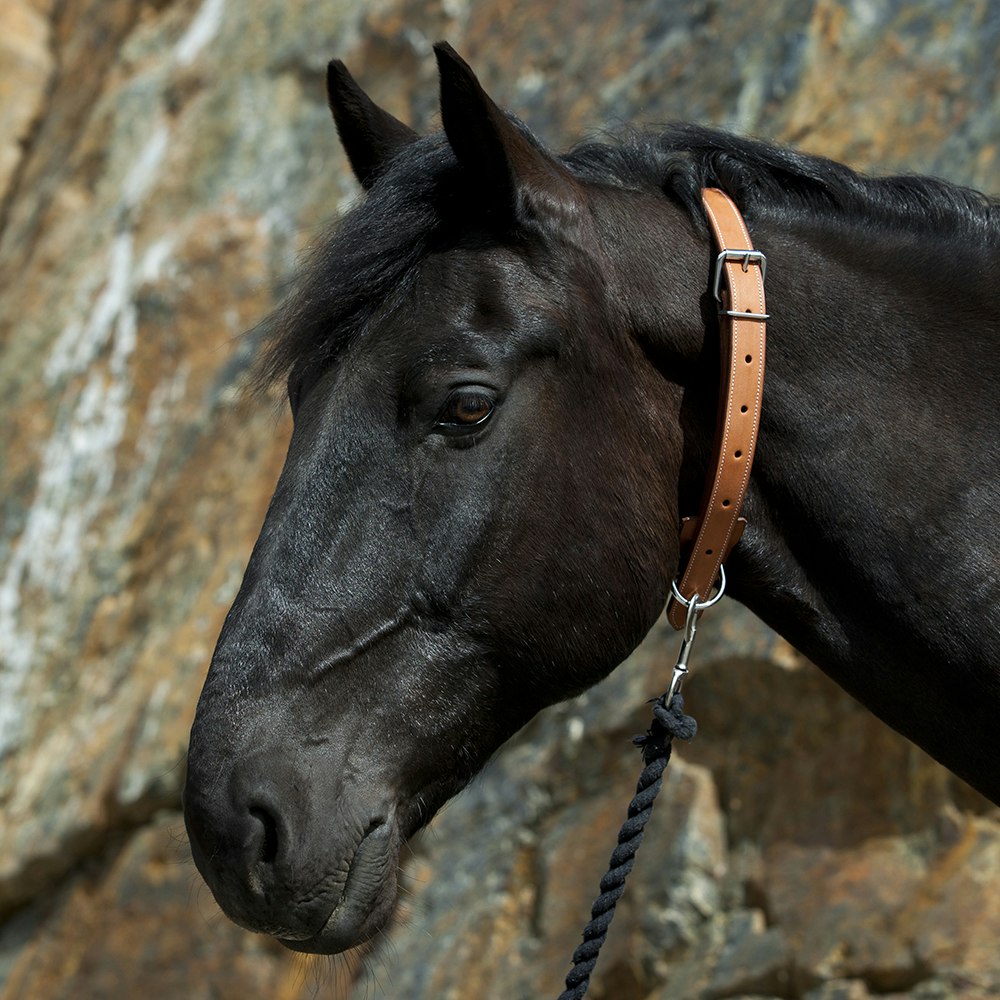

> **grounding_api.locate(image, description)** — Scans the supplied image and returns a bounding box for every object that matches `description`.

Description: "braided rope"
[556,693,697,1000]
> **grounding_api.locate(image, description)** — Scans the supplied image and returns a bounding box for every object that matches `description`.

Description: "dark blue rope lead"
[556,693,697,1000]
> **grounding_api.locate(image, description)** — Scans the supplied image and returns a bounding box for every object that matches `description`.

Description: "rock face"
[1,2,998,998]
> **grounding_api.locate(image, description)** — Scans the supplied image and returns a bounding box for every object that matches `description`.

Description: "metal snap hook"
[665,566,727,708]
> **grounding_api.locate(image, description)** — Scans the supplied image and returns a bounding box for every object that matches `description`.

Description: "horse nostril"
[249,805,280,866]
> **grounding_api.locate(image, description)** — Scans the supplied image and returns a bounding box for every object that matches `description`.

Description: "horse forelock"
[249,134,459,397]
[249,112,574,401]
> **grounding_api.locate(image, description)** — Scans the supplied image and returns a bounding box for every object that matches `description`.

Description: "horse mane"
[252,120,1000,394]
[565,122,1000,241]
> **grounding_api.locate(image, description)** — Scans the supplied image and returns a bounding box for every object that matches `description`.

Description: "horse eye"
[437,389,495,429]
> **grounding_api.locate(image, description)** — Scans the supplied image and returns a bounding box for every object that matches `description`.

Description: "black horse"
[183,44,1000,956]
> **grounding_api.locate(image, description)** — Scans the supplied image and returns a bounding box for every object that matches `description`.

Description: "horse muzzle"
[183,736,402,953]
[276,817,400,953]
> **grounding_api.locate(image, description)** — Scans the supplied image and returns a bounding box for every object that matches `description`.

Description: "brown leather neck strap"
[666,188,767,630]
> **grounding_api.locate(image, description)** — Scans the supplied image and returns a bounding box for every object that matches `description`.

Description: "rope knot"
[632,693,697,763]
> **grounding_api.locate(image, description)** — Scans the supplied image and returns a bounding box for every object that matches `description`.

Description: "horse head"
[183,45,703,953]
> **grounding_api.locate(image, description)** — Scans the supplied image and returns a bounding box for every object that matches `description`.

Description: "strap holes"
[705,548,714,556]
[745,354,753,363]
[734,449,742,459]
[722,499,731,507]
[740,404,748,413]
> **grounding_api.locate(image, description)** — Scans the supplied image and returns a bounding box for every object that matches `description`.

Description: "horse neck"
[729,209,999,627]
[719,208,1000,800]
[605,189,1000,801]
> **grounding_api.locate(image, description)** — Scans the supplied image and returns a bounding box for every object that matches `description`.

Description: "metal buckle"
[712,250,769,320]
[712,249,767,301]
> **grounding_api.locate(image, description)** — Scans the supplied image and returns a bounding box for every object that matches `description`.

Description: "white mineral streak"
[0,0,218,748]
[137,235,176,284]
[0,116,178,754]
[121,122,169,212]
[174,0,225,67]
[113,361,189,541]
[118,678,172,806]
[44,232,134,383]
[0,232,138,755]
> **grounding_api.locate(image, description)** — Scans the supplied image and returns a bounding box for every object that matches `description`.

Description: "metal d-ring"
[670,563,727,613]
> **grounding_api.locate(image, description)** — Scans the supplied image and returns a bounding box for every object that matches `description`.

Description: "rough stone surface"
[2,1,1000,999]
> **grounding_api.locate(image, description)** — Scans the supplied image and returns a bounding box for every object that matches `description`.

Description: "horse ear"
[326,60,419,190]
[433,42,580,224]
